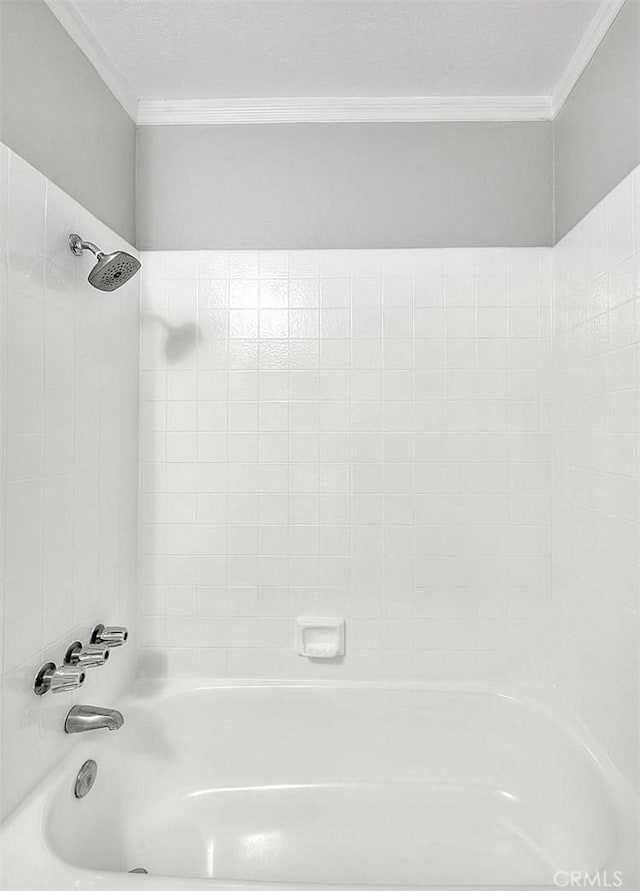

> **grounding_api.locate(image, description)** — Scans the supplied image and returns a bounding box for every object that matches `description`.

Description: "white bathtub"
[0,680,636,890]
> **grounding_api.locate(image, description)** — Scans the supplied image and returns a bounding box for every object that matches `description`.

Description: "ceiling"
[46,0,624,122]
[70,0,600,99]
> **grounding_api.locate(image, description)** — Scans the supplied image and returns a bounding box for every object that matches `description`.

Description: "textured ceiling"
[71,0,600,100]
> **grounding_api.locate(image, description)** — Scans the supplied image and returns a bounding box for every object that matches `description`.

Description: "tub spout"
[65,705,124,734]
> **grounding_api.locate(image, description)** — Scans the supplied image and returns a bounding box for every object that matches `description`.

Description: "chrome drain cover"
[74,759,97,799]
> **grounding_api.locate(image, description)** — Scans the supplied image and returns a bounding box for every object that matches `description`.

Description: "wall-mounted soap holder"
[295,617,345,659]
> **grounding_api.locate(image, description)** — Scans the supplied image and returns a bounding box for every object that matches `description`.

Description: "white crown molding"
[551,0,627,117]
[42,0,138,121]
[137,95,552,125]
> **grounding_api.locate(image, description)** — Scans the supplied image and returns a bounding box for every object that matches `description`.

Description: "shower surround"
[138,247,552,681]
[0,145,140,820]
[552,166,640,791]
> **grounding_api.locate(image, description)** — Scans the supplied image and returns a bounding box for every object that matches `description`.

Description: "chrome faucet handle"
[64,641,110,669]
[90,624,128,648]
[34,662,86,695]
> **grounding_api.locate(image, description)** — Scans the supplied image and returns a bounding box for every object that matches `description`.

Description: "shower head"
[87,250,141,292]
[68,233,141,291]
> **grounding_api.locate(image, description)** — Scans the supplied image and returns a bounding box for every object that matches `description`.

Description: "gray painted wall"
[0,0,136,244]
[136,122,553,250]
[2,0,637,249]
[554,0,640,241]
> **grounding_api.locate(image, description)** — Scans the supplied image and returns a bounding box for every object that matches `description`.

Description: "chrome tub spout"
[64,705,124,734]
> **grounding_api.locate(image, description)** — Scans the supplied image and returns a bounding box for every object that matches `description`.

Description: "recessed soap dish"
[295,617,345,659]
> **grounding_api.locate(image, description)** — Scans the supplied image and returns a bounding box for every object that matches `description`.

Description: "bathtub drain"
[74,760,98,799]
[129,868,149,874]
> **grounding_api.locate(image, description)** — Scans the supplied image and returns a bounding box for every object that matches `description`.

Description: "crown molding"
[137,95,552,125]
[42,0,138,121]
[551,0,627,117]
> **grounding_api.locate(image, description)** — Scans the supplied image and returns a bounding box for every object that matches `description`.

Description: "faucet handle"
[64,641,110,669]
[91,624,128,648]
[34,662,86,695]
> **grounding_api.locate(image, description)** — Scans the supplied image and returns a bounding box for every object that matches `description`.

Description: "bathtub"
[0,680,636,890]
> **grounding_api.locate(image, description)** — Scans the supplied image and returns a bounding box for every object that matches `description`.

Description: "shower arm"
[68,234,104,259]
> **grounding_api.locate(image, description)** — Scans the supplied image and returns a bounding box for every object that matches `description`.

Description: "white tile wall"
[0,145,139,820]
[552,164,640,790]
[139,247,552,681]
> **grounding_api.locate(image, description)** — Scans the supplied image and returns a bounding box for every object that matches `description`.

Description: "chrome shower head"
[68,233,141,292]
[87,250,141,291]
